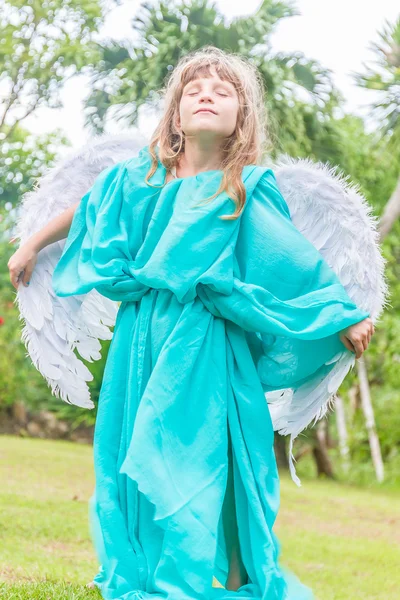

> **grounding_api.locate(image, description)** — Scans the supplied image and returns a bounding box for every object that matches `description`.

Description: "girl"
[8,46,374,599]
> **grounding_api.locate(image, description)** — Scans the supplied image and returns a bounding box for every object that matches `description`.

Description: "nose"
[199,91,214,104]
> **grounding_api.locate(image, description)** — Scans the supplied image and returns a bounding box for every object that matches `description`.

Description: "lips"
[195,108,217,115]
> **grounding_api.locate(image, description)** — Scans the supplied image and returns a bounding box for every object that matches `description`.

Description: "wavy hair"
[145,46,272,220]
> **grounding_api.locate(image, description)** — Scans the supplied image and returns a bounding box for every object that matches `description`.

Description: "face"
[177,66,239,142]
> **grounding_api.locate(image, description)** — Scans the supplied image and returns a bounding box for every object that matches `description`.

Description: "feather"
[14,133,146,408]
[264,155,390,485]
[14,136,389,468]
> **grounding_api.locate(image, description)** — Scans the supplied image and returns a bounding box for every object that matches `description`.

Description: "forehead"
[183,65,236,89]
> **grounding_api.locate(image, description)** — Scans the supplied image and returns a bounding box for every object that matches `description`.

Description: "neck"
[177,137,224,176]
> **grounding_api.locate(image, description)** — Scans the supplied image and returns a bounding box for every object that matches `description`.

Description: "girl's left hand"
[339,317,375,359]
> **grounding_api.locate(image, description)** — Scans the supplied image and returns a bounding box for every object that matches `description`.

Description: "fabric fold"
[51,145,369,599]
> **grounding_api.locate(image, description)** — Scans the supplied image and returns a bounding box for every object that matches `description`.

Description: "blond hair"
[145,46,272,220]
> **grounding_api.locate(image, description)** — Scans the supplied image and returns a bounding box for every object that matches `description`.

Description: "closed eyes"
[187,91,229,97]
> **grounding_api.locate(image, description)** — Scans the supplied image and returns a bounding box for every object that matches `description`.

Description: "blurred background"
[0,1,399,598]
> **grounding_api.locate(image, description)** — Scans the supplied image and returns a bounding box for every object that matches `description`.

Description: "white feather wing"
[13,137,389,452]
[264,156,390,485]
[13,133,146,408]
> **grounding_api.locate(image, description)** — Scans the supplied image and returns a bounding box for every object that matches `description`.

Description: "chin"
[189,126,230,138]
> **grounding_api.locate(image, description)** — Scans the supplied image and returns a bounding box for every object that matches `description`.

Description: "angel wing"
[13,133,388,454]
[263,155,390,485]
[13,133,146,408]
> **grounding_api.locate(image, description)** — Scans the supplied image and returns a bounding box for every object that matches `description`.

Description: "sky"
[22,0,400,150]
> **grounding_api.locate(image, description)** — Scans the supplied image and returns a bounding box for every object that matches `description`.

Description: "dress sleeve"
[236,169,371,392]
[51,159,145,302]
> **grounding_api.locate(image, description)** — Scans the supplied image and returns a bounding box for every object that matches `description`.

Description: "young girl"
[8,46,374,599]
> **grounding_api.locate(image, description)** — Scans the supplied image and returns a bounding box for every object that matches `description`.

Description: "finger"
[340,335,355,354]
[12,270,24,289]
[21,270,32,286]
[359,336,367,352]
[10,271,20,289]
[354,340,364,359]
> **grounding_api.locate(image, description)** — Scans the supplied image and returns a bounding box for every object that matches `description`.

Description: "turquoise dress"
[52,145,369,600]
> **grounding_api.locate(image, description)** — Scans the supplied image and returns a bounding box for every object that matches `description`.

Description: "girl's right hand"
[7,238,39,289]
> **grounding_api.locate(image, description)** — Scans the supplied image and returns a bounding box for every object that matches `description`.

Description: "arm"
[236,170,374,366]
[24,200,80,252]
[8,201,80,289]
[262,170,375,358]
[262,170,375,359]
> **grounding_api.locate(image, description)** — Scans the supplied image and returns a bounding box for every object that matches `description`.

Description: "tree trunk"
[325,415,336,450]
[312,419,335,479]
[335,394,350,472]
[348,384,360,414]
[353,171,400,482]
[357,357,385,482]
[378,174,400,238]
[274,432,289,470]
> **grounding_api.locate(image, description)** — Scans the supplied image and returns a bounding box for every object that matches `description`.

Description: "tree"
[0,0,106,207]
[83,0,344,161]
[354,15,400,236]
[335,15,400,483]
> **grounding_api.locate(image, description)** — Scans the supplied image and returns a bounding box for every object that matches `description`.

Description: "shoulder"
[252,167,291,217]
[100,145,153,176]
[243,164,276,187]
[124,144,160,184]
[93,145,153,187]
[96,155,130,178]
[252,166,277,186]
[125,144,153,170]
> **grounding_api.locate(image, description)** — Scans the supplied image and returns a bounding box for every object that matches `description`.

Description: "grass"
[0,435,399,599]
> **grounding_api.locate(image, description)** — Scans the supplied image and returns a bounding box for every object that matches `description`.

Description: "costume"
[13,137,388,599]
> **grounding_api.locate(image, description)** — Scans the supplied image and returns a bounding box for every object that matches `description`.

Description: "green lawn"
[0,435,399,599]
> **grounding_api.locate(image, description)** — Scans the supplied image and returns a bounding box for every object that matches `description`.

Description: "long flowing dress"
[52,145,370,600]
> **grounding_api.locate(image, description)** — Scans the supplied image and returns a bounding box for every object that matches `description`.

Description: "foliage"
[326,113,400,214]
[84,0,344,165]
[0,1,399,485]
[0,207,106,426]
[353,15,400,150]
[0,0,112,423]
[0,0,106,207]
[0,126,69,209]
[0,208,47,407]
